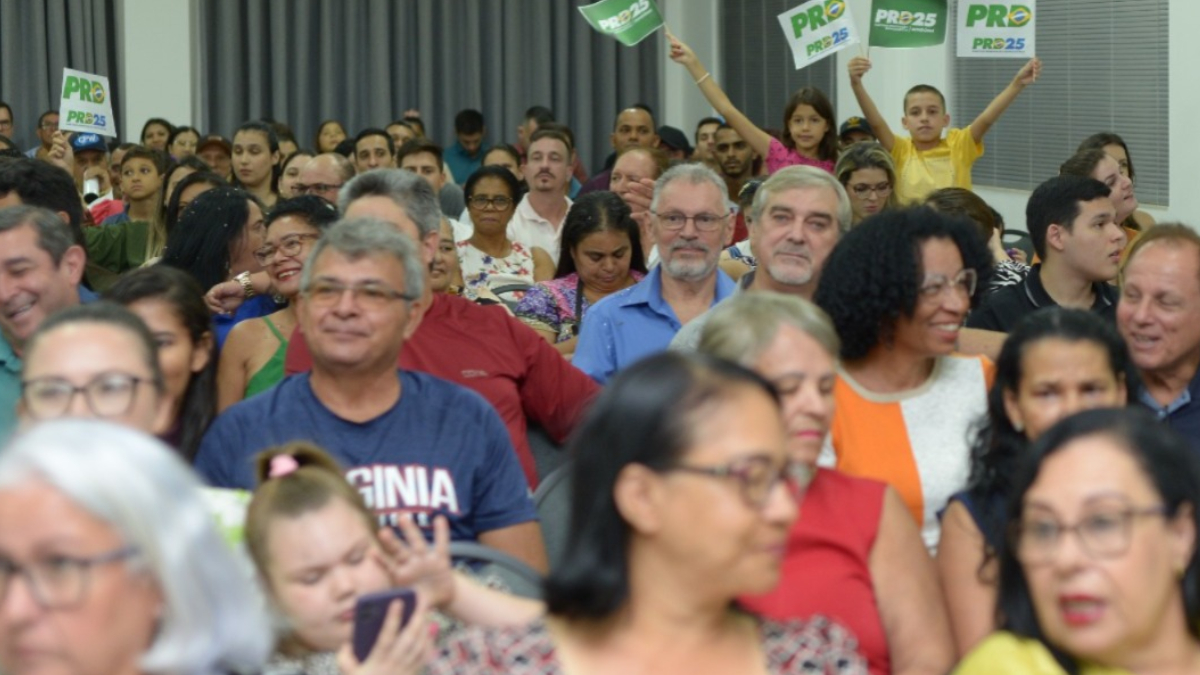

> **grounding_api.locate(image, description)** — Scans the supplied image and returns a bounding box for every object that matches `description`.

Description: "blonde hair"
[698,292,840,366]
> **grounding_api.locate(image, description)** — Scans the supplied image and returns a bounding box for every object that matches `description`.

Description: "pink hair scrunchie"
[268,454,300,478]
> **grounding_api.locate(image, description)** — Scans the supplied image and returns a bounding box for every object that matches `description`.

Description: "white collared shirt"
[507,194,572,264]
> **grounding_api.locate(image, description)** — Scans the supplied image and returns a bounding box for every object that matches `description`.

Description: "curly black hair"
[813,206,993,361]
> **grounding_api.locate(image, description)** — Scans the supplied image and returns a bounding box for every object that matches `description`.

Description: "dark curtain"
[197,0,662,177]
[0,0,121,151]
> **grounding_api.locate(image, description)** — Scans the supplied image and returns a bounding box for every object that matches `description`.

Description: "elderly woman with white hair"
[0,420,273,675]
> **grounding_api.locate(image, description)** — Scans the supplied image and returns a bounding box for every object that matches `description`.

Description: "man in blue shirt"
[444,108,486,185]
[195,216,546,571]
[574,163,737,383]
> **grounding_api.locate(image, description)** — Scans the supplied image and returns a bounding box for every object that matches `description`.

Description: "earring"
[1013,420,1024,433]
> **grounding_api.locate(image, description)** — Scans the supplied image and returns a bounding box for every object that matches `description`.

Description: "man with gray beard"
[573,163,736,383]
[670,166,850,350]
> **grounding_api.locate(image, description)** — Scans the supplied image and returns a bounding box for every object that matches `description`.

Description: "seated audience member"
[815,207,993,551]
[160,187,275,347]
[717,177,764,281]
[271,121,299,160]
[514,191,647,357]
[458,166,553,298]
[0,205,88,442]
[691,115,722,166]
[1077,131,1156,232]
[70,132,109,200]
[573,163,737,384]
[24,110,57,161]
[509,128,574,263]
[481,143,526,189]
[314,119,348,154]
[386,118,417,150]
[834,141,898,226]
[232,121,282,208]
[1117,224,1200,455]
[106,266,218,461]
[0,420,272,675]
[167,124,201,160]
[701,293,954,675]
[669,33,837,174]
[954,408,1200,675]
[196,217,547,571]
[140,117,173,152]
[968,176,1123,333]
[277,150,313,198]
[446,108,487,184]
[937,309,1131,656]
[424,352,866,674]
[674,166,850,351]
[713,123,762,243]
[608,145,669,265]
[353,127,395,174]
[197,134,234,181]
[1061,146,1142,250]
[839,116,875,148]
[246,442,543,675]
[925,187,1028,293]
[163,170,226,237]
[577,106,660,195]
[161,155,212,220]
[847,55,1040,203]
[656,124,693,161]
[280,169,598,487]
[397,137,467,235]
[218,196,338,410]
[294,152,355,205]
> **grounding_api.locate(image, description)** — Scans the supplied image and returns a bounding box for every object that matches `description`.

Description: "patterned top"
[514,271,645,343]
[766,137,836,175]
[458,239,537,295]
[429,615,867,675]
[988,258,1029,293]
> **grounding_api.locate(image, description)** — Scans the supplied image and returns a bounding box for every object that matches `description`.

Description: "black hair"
[233,121,281,193]
[313,119,347,152]
[554,191,647,279]
[265,194,339,232]
[164,171,228,237]
[105,266,216,461]
[780,87,837,161]
[965,308,1135,555]
[523,106,556,126]
[159,156,213,220]
[140,117,175,144]
[813,206,993,361]
[396,138,443,168]
[1025,175,1112,259]
[27,301,166,396]
[543,351,779,619]
[694,116,724,142]
[995,407,1200,672]
[160,186,261,290]
[454,109,485,135]
[166,126,200,155]
[483,143,522,167]
[0,157,84,246]
[354,127,395,157]
[463,165,521,204]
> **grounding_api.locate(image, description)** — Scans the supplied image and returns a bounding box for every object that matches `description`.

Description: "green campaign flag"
[868,0,947,48]
[578,0,664,46]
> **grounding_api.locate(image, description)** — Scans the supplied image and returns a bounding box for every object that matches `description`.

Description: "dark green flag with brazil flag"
[868,0,947,48]
[579,0,665,46]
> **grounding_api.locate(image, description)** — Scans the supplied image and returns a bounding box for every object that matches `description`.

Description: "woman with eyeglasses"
[699,293,955,675]
[937,308,1131,657]
[514,191,646,358]
[217,196,338,411]
[423,351,865,674]
[458,166,554,298]
[814,207,994,553]
[0,419,273,675]
[834,142,898,225]
[954,407,1200,675]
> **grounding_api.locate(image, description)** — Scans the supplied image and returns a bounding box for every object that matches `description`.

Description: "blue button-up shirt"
[573,266,736,384]
[1136,367,1200,457]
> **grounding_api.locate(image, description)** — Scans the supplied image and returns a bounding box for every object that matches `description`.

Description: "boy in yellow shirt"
[848,56,1041,203]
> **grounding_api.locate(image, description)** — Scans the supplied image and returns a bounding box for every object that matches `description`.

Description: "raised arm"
[847,56,895,151]
[968,57,1041,145]
[667,30,774,161]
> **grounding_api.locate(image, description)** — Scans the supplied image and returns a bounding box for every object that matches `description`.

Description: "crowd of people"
[0,32,1198,675]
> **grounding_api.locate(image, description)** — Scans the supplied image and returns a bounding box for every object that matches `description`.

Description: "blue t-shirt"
[194,370,537,542]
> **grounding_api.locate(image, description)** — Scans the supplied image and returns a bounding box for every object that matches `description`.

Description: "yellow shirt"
[892,127,984,204]
[955,632,1130,675]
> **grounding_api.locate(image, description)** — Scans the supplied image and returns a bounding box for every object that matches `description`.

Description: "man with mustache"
[509,128,573,264]
[670,165,850,351]
[714,124,760,201]
[968,175,1124,332]
[574,163,736,384]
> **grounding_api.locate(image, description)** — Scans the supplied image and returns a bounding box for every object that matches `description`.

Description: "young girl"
[667,30,837,174]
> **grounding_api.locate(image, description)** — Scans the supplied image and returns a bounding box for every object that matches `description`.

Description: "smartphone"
[352,587,417,662]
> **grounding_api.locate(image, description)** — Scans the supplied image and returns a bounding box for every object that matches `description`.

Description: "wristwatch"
[234,271,256,299]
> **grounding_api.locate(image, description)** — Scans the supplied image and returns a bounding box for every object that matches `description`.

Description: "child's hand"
[848,56,872,84]
[666,29,698,68]
[1013,57,1041,88]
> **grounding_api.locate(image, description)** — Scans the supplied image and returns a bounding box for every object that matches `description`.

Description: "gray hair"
[0,420,273,675]
[697,292,841,366]
[300,216,426,300]
[649,162,732,213]
[750,165,852,233]
[336,168,441,238]
[0,204,77,265]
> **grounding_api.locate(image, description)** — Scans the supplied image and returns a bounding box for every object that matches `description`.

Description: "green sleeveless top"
[244,317,287,398]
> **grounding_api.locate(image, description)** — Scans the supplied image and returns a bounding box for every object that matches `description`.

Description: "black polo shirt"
[966,264,1118,332]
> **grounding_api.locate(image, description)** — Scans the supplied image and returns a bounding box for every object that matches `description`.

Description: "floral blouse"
[458,239,537,296]
[514,271,645,343]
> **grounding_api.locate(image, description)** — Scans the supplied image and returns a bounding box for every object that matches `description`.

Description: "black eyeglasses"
[662,456,813,509]
[468,195,514,210]
[0,546,138,609]
[1010,501,1169,566]
[21,373,148,420]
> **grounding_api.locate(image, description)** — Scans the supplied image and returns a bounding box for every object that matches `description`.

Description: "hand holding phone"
[352,588,417,663]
